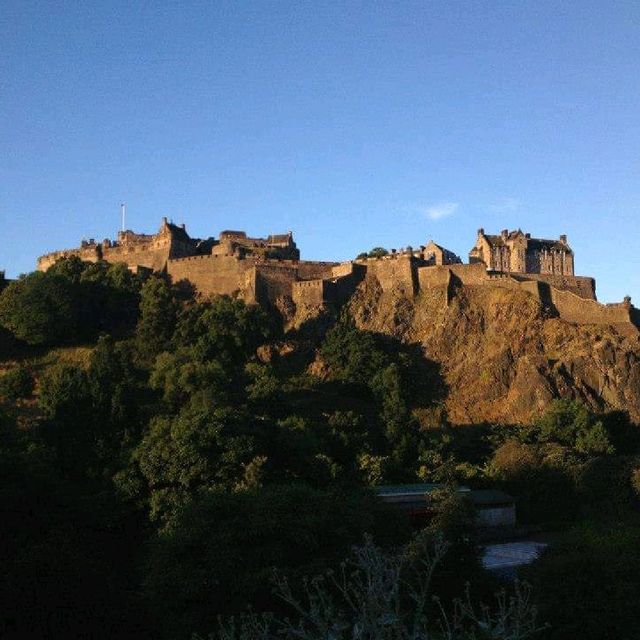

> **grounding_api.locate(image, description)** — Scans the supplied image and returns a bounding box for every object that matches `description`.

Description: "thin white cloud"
[489,197,520,213]
[424,202,459,220]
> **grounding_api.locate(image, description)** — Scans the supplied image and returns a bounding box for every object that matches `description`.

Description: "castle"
[37,220,638,330]
[469,228,574,276]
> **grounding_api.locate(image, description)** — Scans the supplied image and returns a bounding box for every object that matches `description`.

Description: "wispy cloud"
[489,197,520,213]
[423,202,459,220]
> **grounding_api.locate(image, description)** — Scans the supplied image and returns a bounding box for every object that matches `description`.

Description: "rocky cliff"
[335,275,640,425]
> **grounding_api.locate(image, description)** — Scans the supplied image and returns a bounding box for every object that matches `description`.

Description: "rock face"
[344,275,640,425]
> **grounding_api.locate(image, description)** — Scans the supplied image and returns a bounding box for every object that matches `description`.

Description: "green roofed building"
[374,484,515,529]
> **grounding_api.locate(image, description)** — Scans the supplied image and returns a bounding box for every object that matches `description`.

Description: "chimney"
[477,228,485,236]
[501,229,508,240]
[180,223,186,230]
[162,216,168,226]
[560,234,567,244]
[525,233,531,239]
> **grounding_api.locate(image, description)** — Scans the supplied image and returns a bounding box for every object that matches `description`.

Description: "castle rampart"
[36,220,637,332]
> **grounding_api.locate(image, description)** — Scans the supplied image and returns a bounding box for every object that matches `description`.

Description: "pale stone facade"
[469,229,574,276]
[421,240,462,266]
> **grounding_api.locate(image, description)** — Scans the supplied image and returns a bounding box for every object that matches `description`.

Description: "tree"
[136,276,179,361]
[0,272,78,345]
[525,521,640,640]
[172,296,273,367]
[488,439,577,525]
[0,403,147,639]
[534,399,614,455]
[38,363,94,476]
[143,485,410,639]
[133,398,259,523]
[0,259,142,346]
[320,316,387,386]
[38,339,142,479]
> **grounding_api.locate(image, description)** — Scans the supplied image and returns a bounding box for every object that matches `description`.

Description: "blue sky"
[1,1,639,302]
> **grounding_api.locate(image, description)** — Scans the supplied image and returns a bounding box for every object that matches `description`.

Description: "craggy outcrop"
[344,274,640,425]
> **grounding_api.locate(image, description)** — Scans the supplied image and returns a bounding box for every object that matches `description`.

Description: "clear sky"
[1,1,639,302]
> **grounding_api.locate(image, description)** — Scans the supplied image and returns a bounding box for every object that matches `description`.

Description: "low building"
[421,240,462,266]
[469,490,516,528]
[374,484,516,530]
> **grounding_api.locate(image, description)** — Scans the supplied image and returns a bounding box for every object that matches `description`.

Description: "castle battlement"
[36,221,637,331]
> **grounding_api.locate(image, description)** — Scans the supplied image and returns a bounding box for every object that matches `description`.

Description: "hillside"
[337,275,640,425]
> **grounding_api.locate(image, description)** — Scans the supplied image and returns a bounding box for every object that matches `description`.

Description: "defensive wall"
[291,262,366,307]
[35,221,637,332]
[511,273,596,300]
[167,254,253,301]
[413,262,637,330]
[37,234,181,273]
[167,254,343,306]
[355,254,419,296]
[548,288,637,329]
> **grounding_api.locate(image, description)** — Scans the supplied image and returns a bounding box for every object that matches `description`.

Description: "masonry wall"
[549,289,635,326]
[38,238,174,273]
[255,262,299,305]
[418,263,491,290]
[418,265,454,290]
[103,240,173,272]
[167,254,252,300]
[38,246,102,271]
[331,262,357,278]
[362,256,418,295]
[512,273,595,300]
[295,261,337,280]
[292,279,326,306]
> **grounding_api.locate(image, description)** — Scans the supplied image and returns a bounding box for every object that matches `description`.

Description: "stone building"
[213,230,299,260]
[469,228,574,276]
[421,240,462,266]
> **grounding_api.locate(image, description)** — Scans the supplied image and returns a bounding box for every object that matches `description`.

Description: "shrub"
[525,520,640,640]
[143,485,410,639]
[212,536,542,640]
[0,366,34,401]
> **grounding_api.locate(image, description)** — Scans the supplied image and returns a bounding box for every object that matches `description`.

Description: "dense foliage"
[0,257,639,639]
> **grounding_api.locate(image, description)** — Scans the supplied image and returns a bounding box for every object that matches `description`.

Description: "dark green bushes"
[0,257,142,346]
[0,365,34,401]
[144,484,410,638]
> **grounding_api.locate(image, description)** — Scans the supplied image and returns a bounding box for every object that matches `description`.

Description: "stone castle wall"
[511,273,595,300]
[38,236,176,273]
[291,263,366,308]
[359,255,418,296]
[167,254,253,301]
[35,220,637,333]
[416,263,635,330]
[292,279,327,306]
[549,288,635,328]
